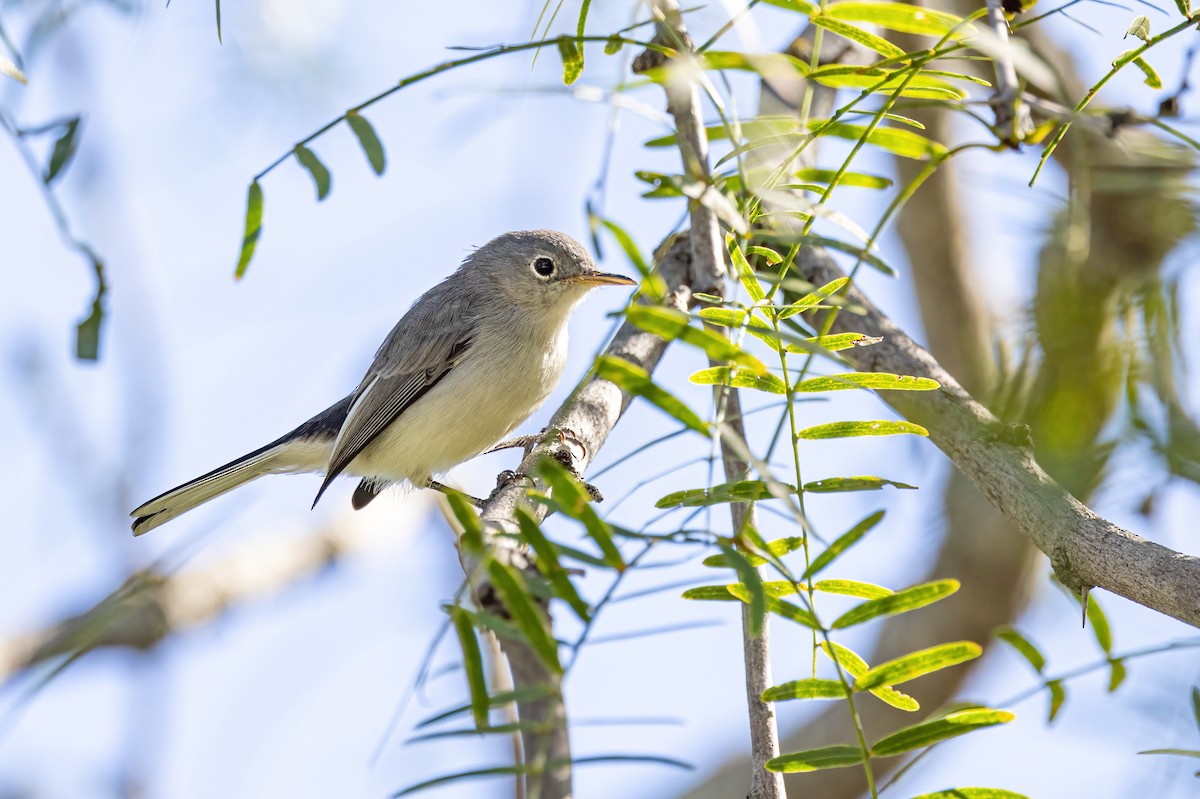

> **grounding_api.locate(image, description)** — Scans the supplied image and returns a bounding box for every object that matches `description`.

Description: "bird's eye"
[531,257,556,278]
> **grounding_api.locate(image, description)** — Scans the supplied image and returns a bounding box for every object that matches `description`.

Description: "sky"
[1,0,1199,798]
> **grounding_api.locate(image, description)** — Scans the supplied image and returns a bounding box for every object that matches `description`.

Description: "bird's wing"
[312,282,478,506]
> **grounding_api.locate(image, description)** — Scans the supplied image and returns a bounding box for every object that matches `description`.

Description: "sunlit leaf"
[448,606,489,729]
[794,373,940,392]
[814,579,893,600]
[763,678,849,701]
[796,420,929,439]
[728,234,765,302]
[690,366,786,394]
[761,0,819,13]
[795,168,893,189]
[658,481,797,510]
[558,36,583,84]
[812,69,966,100]
[724,547,766,636]
[803,476,917,493]
[766,744,864,772]
[294,145,331,201]
[346,111,386,174]
[1109,658,1127,692]
[683,581,799,601]
[1047,679,1066,722]
[786,333,883,354]
[821,641,920,711]
[810,16,907,60]
[803,510,885,578]
[702,534,805,566]
[871,708,1013,757]
[908,790,1029,799]
[604,35,623,55]
[627,306,765,371]
[816,121,947,159]
[235,180,264,279]
[536,458,624,570]
[825,1,972,38]
[595,355,707,434]
[856,640,981,689]
[1085,593,1113,654]
[833,579,959,629]
[1132,56,1162,89]
[778,277,849,319]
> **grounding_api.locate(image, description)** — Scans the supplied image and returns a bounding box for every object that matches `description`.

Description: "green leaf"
[485,561,561,673]
[803,476,917,493]
[821,641,920,711]
[1133,55,1162,89]
[701,51,813,77]
[778,277,849,319]
[557,36,583,84]
[856,641,981,690]
[747,245,783,264]
[43,117,80,183]
[814,579,893,600]
[1190,686,1200,734]
[658,481,797,510]
[294,145,331,201]
[761,0,819,13]
[697,307,748,327]
[683,581,799,601]
[690,366,786,394]
[766,744,864,773]
[1047,679,1066,722]
[810,16,907,60]
[907,787,1032,791]
[803,510,885,578]
[514,507,590,621]
[604,35,623,55]
[797,420,929,440]
[763,678,849,702]
[346,111,386,174]
[1139,748,1200,758]
[75,257,106,361]
[535,458,623,570]
[627,305,765,371]
[702,534,806,566]
[214,0,221,42]
[774,232,896,275]
[811,69,966,100]
[872,708,1013,757]
[448,607,489,729]
[794,373,940,392]
[728,234,765,302]
[1085,593,1113,654]
[787,333,883,354]
[595,355,707,434]
[1173,0,1192,18]
[795,168,893,189]
[444,490,484,552]
[235,181,264,279]
[598,219,650,275]
[816,121,946,159]
[1108,658,1127,692]
[825,1,971,38]
[833,579,959,629]
[996,626,1045,673]
[724,547,766,637]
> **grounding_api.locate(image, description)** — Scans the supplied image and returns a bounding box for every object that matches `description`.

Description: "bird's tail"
[130,396,352,536]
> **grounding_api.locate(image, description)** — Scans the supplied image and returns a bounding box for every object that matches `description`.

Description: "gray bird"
[130,229,635,535]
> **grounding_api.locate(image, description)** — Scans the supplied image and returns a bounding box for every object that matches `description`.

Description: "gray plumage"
[130,230,634,535]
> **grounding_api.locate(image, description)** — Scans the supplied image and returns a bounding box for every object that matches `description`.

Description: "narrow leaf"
[75,257,106,360]
[1047,679,1066,722]
[728,234,765,302]
[514,507,590,621]
[996,626,1046,673]
[702,534,805,566]
[797,420,929,440]
[346,111,386,174]
[816,121,946,159]
[1085,593,1113,654]
[763,678,849,701]
[235,180,264,279]
[794,373,940,392]
[595,355,707,434]
[766,744,864,773]
[486,561,561,673]
[627,305,765,371]
[658,480,797,510]
[825,1,971,38]
[814,579,893,600]
[557,36,583,84]
[1191,686,1199,734]
[448,607,489,729]
[856,641,981,690]
[683,581,799,601]
[786,333,883,354]
[1138,748,1200,757]
[908,790,1030,799]
[604,35,623,55]
[871,708,1013,757]
[44,117,80,183]
[1,54,27,84]
[444,491,484,552]
[690,366,786,394]
[214,0,222,43]
[810,16,907,60]
[834,579,959,629]
[1108,658,1127,692]
[536,458,624,570]
[1132,56,1162,89]
[803,510,885,578]
[803,476,917,493]
[294,145,331,201]
[821,641,920,711]
[778,277,849,319]
[795,168,892,189]
[725,547,766,637]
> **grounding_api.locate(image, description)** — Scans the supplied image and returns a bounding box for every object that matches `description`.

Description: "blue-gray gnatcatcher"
[130,229,635,535]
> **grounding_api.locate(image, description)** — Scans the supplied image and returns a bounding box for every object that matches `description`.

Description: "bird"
[130,229,636,536]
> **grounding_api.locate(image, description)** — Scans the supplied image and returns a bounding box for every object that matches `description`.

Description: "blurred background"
[1,0,1199,797]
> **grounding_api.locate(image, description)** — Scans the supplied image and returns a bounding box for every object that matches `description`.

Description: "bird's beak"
[574,271,637,287]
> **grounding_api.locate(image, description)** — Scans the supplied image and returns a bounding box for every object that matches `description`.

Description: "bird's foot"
[427,480,487,509]
[486,426,588,461]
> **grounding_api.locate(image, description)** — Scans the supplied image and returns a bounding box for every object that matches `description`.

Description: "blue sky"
[1,1,1199,797]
